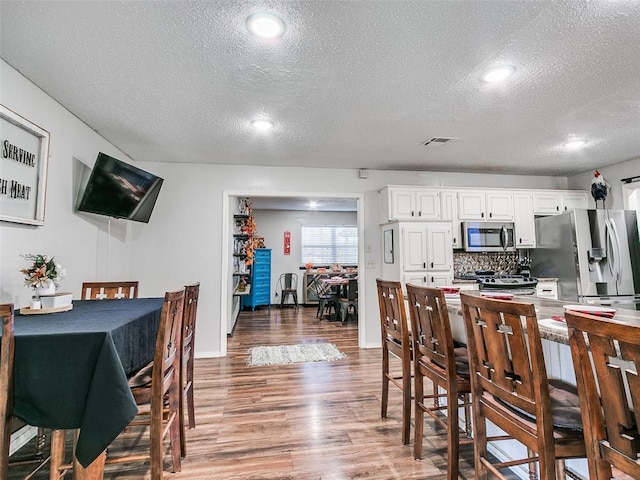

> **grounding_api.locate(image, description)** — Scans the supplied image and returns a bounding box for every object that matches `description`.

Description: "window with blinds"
[301,225,358,265]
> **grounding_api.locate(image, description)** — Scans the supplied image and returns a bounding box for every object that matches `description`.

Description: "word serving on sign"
[0,105,50,225]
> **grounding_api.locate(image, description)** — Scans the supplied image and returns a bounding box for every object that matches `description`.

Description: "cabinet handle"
[423,276,427,283]
[423,262,426,269]
[489,212,493,218]
[418,211,422,217]
[431,276,434,283]
[411,211,415,217]
[481,212,485,218]
[556,205,560,211]
[453,237,456,244]
[519,238,522,244]
[431,262,434,268]
[564,206,568,210]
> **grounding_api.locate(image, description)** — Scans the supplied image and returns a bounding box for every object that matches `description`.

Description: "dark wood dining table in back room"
[8,297,164,479]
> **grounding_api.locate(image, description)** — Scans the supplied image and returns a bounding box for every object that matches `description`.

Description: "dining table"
[9,297,164,478]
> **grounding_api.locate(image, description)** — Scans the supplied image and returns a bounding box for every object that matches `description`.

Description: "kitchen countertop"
[445,291,640,345]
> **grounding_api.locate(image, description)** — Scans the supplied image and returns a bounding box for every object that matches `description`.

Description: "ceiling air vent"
[422,137,458,147]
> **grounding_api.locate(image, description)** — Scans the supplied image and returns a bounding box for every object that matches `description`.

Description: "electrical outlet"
[366,257,375,269]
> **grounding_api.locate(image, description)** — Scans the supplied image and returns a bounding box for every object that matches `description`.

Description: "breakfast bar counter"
[445,292,640,346]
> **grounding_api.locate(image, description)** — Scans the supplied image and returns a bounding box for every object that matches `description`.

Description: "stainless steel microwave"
[462,222,516,252]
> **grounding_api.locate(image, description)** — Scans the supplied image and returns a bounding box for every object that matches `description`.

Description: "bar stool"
[459,292,587,479]
[406,284,472,479]
[566,310,640,480]
[376,279,412,445]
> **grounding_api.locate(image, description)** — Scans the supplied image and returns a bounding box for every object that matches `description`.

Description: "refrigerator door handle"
[609,219,623,285]
[604,219,615,279]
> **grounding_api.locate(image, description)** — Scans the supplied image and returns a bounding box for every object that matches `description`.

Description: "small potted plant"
[20,254,65,296]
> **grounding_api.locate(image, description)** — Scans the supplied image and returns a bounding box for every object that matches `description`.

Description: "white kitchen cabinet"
[458,190,513,221]
[379,186,440,222]
[401,223,453,272]
[380,222,453,290]
[513,192,536,248]
[440,189,461,248]
[533,191,589,215]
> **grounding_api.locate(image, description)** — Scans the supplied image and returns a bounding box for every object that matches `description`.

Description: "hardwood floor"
[10,306,476,479]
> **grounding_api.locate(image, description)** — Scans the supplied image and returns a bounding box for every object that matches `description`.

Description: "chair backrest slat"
[376,279,410,352]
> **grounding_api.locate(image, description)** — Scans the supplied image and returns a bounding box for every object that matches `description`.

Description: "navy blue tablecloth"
[10,298,163,467]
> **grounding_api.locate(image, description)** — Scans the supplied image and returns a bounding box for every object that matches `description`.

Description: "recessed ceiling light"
[251,119,274,132]
[564,139,587,150]
[246,12,285,39]
[308,201,318,209]
[481,65,516,83]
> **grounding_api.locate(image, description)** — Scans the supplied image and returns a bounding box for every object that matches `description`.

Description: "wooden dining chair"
[565,311,640,480]
[179,282,200,458]
[1,303,50,480]
[0,303,15,480]
[81,281,139,300]
[406,285,472,479]
[104,288,185,479]
[376,279,412,445]
[459,292,586,479]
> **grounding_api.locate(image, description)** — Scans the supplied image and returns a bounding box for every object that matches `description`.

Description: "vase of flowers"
[21,254,65,296]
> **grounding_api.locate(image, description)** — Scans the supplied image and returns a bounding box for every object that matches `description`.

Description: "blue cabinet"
[242,249,271,310]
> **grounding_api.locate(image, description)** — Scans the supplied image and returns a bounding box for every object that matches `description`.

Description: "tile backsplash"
[453,252,519,277]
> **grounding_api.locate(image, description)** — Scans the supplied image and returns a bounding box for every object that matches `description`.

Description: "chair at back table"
[406,285,472,480]
[376,279,412,445]
[565,311,640,480]
[277,273,298,310]
[82,281,139,300]
[104,288,185,479]
[310,277,339,319]
[338,278,358,323]
[179,282,200,458]
[459,292,586,479]
[1,304,50,479]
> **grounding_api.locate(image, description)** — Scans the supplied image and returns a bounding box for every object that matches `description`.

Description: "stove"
[456,273,538,295]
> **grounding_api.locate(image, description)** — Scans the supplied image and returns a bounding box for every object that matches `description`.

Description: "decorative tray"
[20,304,74,315]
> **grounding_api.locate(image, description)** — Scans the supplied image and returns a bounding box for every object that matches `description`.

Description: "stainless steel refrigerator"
[530,209,640,310]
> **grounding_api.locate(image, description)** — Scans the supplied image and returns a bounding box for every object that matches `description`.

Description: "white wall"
[254,209,358,304]
[2,59,575,358]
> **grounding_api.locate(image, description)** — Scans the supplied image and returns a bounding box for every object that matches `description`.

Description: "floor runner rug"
[247,343,347,366]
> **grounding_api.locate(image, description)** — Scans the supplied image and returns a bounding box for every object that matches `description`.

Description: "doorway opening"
[220,191,365,356]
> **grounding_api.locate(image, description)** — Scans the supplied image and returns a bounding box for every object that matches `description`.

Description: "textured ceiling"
[1,1,640,176]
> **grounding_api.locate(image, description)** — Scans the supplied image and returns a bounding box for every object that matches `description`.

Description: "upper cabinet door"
[562,192,589,211]
[513,192,536,248]
[440,190,460,248]
[390,188,417,220]
[486,192,514,221]
[458,191,487,220]
[533,192,562,214]
[415,191,441,220]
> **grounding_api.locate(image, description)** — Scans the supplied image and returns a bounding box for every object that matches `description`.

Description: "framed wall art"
[383,228,394,264]
[0,105,50,225]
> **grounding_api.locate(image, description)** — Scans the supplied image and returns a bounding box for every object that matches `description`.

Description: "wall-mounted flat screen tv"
[77,152,164,223]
